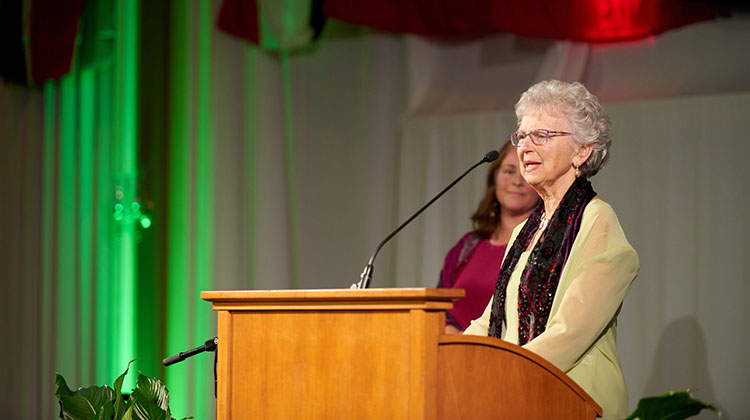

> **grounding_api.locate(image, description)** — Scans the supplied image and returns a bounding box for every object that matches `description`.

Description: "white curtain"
[210,23,409,291]
[605,93,750,418]
[0,82,44,418]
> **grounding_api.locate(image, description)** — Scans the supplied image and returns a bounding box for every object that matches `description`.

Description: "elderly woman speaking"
[465,80,639,419]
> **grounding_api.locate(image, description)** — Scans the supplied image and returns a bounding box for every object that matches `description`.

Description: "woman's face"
[516,111,589,195]
[495,150,539,216]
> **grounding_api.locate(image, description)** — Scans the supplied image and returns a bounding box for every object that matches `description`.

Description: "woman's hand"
[444,324,462,334]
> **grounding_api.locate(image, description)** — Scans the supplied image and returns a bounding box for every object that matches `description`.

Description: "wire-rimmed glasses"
[510,129,572,146]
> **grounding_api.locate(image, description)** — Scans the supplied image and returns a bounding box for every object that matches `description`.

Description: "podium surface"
[202,288,601,419]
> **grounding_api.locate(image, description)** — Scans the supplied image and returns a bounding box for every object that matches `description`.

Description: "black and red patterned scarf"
[488,176,596,344]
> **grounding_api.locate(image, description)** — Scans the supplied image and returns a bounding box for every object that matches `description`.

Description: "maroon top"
[440,232,507,330]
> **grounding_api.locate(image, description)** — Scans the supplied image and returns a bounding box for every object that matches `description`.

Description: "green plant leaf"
[78,385,117,415]
[121,405,134,420]
[97,403,115,420]
[57,394,98,420]
[55,374,77,397]
[56,373,118,420]
[131,399,168,420]
[114,360,136,420]
[624,390,720,420]
[135,373,171,413]
[130,373,170,420]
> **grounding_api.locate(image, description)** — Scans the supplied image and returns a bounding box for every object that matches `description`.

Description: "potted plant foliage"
[55,361,190,420]
[625,390,720,420]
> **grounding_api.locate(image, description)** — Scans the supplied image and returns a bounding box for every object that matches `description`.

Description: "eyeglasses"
[509,129,572,146]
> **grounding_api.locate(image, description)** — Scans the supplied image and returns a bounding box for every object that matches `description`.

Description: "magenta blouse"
[440,232,507,330]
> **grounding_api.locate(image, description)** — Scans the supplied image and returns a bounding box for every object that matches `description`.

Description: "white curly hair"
[515,80,611,178]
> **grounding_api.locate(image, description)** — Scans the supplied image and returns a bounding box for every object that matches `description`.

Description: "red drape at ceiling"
[217,0,261,44]
[324,0,723,42]
[30,0,83,84]
[323,0,498,37]
[216,0,726,47]
[487,0,722,42]
[0,0,81,85]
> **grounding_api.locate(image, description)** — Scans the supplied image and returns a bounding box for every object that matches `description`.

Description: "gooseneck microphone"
[352,149,500,289]
[163,337,218,366]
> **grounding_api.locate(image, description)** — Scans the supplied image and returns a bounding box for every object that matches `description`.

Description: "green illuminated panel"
[95,68,116,384]
[57,73,78,384]
[193,0,215,416]
[166,0,193,416]
[114,0,139,389]
[79,68,96,384]
[39,0,143,404]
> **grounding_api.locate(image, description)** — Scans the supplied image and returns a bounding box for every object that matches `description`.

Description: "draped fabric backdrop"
[2,0,146,417]
[1,1,748,419]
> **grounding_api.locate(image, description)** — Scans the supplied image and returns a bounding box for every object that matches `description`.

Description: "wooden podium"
[201,288,601,419]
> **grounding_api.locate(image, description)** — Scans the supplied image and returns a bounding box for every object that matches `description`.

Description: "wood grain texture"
[437,335,602,419]
[205,288,460,420]
[202,288,464,311]
[216,310,231,420]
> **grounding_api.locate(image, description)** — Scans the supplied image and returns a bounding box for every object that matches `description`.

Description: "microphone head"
[483,150,500,163]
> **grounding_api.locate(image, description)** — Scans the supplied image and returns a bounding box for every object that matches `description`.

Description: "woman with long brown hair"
[439,141,539,334]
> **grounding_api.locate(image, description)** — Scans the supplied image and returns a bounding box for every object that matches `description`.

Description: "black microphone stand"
[163,337,219,397]
[353,150,500,289]
[163,337,217,366]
